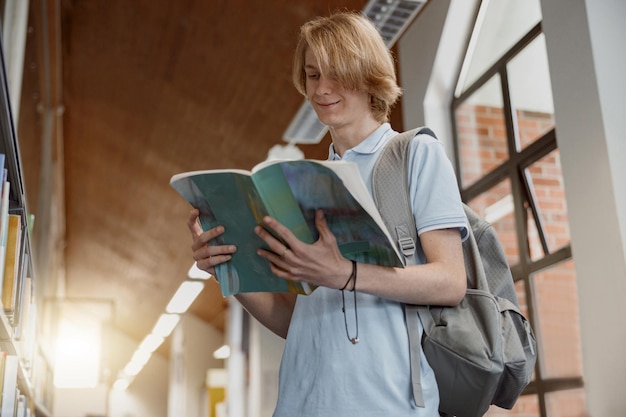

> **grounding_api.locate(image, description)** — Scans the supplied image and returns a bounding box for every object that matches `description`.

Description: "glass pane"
[508,34,555,150]
[455,74,507,188]
[466,178,519,266]
[458,0,542,93]
[546,389,586,417]
[533,259,583,379]
[485,394,539,416]
[526,205,544,260]
[514,280,529,318]
[526,149,571,260]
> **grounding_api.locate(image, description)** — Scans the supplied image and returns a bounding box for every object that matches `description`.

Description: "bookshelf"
[0,20,53,417]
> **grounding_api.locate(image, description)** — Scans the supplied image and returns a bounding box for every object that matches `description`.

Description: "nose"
[315,74,334,95]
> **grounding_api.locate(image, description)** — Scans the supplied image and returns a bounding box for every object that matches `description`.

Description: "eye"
[306,72,320,80]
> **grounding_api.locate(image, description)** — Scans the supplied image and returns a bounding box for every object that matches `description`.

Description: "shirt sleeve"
[407,133,469,241]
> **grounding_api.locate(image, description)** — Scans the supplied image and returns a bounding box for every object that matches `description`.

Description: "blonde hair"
[292,12,402,123]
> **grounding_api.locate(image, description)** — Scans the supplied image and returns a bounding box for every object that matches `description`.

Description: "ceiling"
[13,0,415,360]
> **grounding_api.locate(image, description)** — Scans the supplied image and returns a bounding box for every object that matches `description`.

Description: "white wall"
[53,385,108,417]
[168,313,225,417]
[107,326,169,417]
[540,0,626,415]
[109,352,169,417]
[397,0,452,133]
[409,0,478,156]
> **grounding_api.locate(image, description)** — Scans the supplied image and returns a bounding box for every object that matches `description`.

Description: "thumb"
[187,208,204,236]
[314,209,331,237]
[314,209,341,256]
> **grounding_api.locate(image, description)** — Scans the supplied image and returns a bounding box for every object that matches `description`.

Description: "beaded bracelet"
[340,260,357,291]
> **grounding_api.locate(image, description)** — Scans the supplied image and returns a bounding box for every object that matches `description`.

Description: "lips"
[316,100,339,108]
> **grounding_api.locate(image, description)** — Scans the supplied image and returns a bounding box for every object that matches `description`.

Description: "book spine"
[251,163,314,244]
[2,215,22,316]
[0,177,10,303]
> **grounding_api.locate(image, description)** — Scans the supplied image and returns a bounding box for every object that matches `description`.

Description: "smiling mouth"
[317,101,339,108]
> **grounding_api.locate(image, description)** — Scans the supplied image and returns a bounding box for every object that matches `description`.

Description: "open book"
[170,159,403,297]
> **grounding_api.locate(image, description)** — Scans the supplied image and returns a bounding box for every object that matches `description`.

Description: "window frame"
[450,16,582,417]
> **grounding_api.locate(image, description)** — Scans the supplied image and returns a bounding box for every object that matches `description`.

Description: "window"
[451,2,584,415]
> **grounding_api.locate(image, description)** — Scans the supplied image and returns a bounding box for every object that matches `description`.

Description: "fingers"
[188,208,226,251]
[195,253,232,273]
[191,225,226,251]
[259,216,294,242]
[254,222,294,276]
[256,211,333,258]
[255,219,293,257]
[254,211,348,288]
[187,208,236,275]
[193,239,236,277]
[258,247,294,280]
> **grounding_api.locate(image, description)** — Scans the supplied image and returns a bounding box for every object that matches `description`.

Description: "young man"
[188,11,467,416]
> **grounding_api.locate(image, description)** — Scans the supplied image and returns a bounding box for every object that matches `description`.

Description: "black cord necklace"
[341,260,359,344]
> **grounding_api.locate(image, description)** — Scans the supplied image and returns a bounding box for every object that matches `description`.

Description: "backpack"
[371,127,537,417]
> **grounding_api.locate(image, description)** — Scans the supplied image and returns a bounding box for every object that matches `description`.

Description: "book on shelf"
[0,163,9,301]
[170,158,403,297]
[12,251,30,332]
[15,394,26,417]
[14,275,32,341]
[32,349,53,412]
[0,352,5,409]
[15,275,37,378]
[0,354,18,417]
[2,214,22,315]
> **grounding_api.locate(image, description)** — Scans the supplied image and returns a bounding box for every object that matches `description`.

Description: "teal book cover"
[170,159,402,297]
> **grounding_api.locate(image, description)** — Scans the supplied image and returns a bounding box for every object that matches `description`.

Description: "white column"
[227,298,247,417]
[398,0,479,157]
[247,319,284,417]
[540,0,626,414]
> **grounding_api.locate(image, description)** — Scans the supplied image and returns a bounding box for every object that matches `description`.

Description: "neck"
[330,118,382,157]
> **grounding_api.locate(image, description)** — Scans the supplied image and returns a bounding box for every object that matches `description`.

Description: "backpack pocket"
[420,289,504,417]
[493,302,537,408]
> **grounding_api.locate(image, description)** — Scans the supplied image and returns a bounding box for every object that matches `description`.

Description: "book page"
[258,160,402,265]
[309,160,390,230]
[170,168,252,183]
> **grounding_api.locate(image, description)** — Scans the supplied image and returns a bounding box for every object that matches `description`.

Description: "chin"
[316,114,339,127]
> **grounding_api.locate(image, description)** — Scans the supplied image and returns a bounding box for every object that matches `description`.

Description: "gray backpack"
[372,127,537,417]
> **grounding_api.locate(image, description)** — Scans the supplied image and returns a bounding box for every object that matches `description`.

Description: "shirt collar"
[328,123,396,160]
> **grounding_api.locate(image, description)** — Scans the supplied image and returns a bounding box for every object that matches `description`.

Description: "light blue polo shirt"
[272,124,467,417]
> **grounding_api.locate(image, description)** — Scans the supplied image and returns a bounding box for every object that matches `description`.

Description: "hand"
[187,209,237,276]
[255,209,353,289]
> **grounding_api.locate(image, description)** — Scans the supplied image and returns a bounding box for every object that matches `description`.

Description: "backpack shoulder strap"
[372,127,430,266]
[371,126,433,409]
